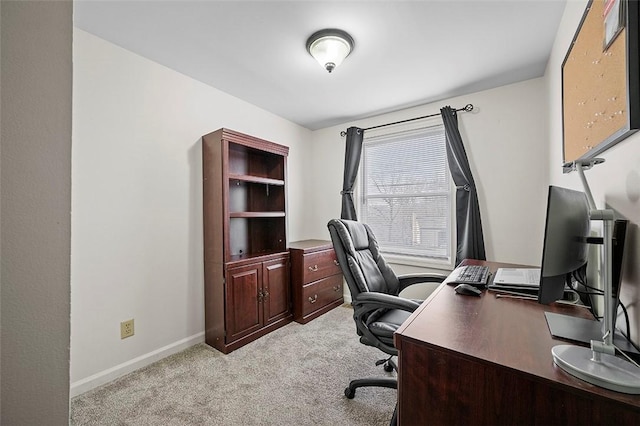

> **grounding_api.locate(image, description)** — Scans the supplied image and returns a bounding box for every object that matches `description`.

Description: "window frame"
[355,122,456,271]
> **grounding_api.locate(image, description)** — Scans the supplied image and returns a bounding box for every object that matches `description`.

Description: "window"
[359,124,452,265]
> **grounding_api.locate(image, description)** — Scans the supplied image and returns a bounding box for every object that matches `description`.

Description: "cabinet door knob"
[257,289,269,301]
[334,260,340,266]
[308,265,319,272]
[333,284,341,292]
[308,294,318,304]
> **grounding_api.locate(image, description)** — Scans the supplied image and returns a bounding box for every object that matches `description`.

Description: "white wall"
[1,1,72,423]
[71,30,312,395]
[545,0,640,346]
[307,78,550,270]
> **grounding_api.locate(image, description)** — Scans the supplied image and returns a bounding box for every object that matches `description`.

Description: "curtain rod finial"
[463,104,474,112]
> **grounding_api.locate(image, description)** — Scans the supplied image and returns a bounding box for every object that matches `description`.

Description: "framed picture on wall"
[604,0,625,50]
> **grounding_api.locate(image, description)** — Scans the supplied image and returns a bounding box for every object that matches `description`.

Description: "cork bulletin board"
[562,0,640,163]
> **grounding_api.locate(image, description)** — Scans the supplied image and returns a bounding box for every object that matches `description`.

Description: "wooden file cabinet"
[290,240,344,324]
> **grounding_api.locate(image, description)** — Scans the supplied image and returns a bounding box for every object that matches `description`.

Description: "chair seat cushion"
[366,309,412,345]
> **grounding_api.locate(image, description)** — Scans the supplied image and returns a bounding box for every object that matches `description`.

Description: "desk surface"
[395,259,640,424]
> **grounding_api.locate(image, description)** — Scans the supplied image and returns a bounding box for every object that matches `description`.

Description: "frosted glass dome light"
[306,29,354,73]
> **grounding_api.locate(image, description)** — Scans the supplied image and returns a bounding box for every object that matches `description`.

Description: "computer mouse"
[454,283,482,297]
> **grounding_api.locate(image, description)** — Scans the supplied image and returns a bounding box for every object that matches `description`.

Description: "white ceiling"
[74,0,567,130]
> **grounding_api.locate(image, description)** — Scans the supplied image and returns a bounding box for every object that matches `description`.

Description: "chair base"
[344,378,398,426]
[344,377,397,399]
[375,357,397,373]
[390,403,397,426]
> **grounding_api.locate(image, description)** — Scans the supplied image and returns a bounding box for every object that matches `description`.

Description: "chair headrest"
[328,218,400,296]
[338,219,370,251]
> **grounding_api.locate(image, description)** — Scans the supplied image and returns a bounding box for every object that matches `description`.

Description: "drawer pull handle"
[308,295,318,304]
[333,284,341,292]
[308,265,319,272]
[334,260,340,266]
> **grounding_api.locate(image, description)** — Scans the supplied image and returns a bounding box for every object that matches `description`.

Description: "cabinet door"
[226,263,263,342]
[262,256,291,325]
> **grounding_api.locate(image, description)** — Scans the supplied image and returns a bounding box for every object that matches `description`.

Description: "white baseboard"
[70,332,205,398]
[343,292,352,304]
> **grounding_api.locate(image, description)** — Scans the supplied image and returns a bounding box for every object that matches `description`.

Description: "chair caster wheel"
[384,362,394,372]
[345,387,356,399]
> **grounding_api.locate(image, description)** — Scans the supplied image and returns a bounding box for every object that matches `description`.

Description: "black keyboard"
[447,265,490,287]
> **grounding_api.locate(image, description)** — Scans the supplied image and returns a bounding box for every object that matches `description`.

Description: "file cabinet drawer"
[290,240,344,324]
[301,249,341,284]
[301,274,343,317]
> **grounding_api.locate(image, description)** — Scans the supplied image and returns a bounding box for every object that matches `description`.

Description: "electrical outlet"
[120,319,134,339]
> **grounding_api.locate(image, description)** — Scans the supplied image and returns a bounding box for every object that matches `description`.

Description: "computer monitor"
[547,162,640,393]
[538,186,591,305]
[611,219,628,302]
[537,187,638,359]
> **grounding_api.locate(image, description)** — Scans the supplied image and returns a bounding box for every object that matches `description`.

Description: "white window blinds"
[360,124,451,261]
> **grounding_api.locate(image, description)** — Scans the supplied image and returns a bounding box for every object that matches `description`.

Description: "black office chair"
[327,218,447,424]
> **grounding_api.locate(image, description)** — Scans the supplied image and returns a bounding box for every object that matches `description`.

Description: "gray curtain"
[440,106,486,265]
[340,127,364,220]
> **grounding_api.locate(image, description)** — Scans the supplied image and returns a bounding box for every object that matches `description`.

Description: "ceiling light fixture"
[306,29,354,73]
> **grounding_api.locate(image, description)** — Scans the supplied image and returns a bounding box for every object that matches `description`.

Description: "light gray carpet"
[70,306,396,425]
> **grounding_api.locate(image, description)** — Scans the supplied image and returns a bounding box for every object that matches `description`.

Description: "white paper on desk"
[492,268,541,288]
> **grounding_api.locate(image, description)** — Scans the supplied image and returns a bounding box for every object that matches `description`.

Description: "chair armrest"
[397,273,448,292]
[353,292,421,313]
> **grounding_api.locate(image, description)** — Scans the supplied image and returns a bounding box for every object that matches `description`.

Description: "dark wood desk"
[394,259,640,425]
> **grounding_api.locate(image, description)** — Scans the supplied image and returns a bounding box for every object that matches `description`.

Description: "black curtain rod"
[340,103,474,137]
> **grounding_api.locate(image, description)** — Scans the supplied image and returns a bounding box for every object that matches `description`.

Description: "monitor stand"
[545,312,640,361]
[558,159,640,394]
[551,345,640,394]
[546,313,640,394]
